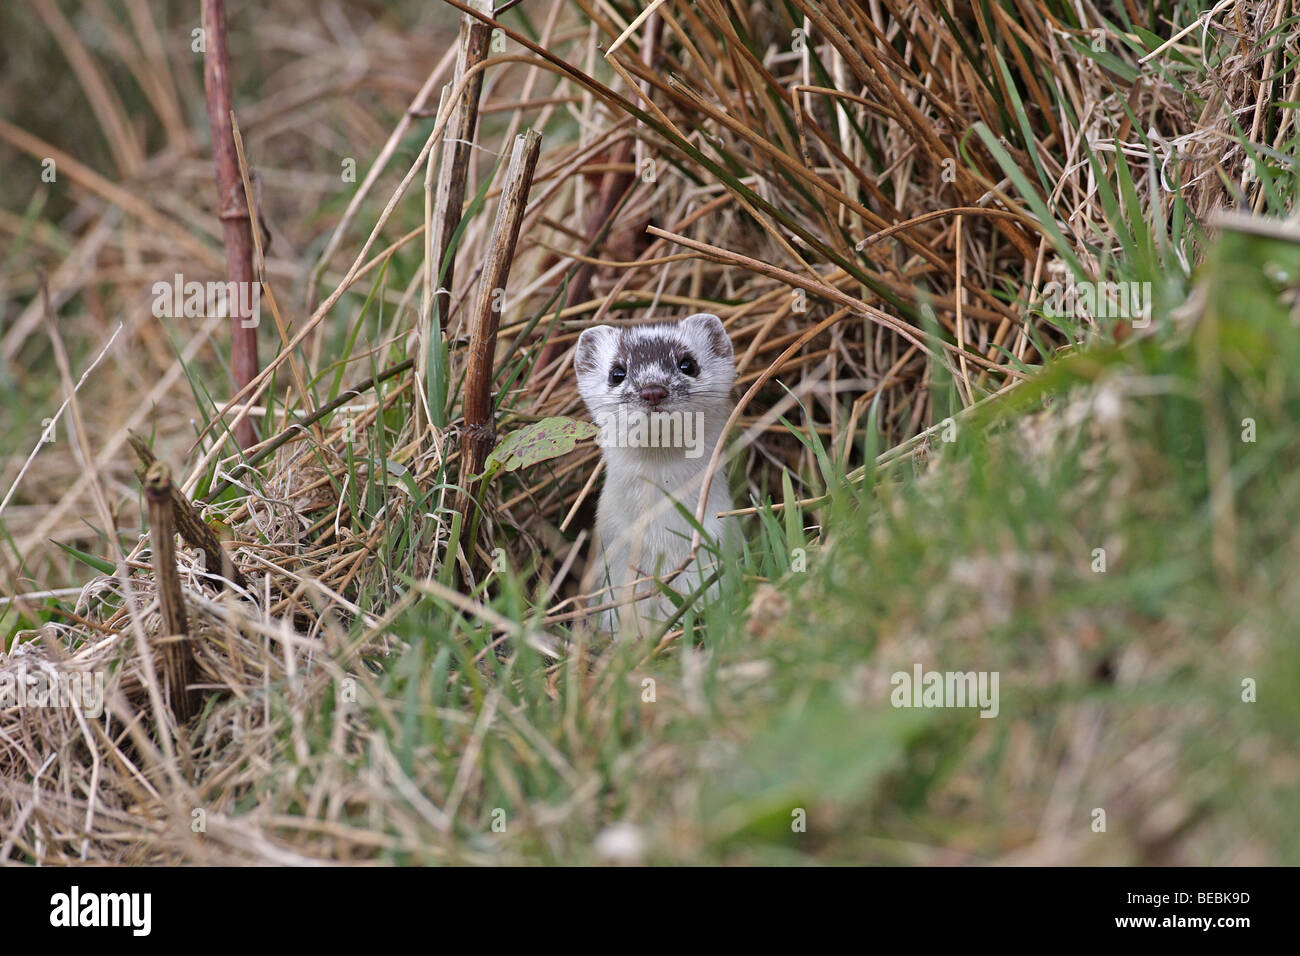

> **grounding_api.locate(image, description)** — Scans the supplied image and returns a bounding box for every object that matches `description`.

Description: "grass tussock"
[1,0,1298,864]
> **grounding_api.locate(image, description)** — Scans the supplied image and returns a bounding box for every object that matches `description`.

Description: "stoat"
[574,313,737,633]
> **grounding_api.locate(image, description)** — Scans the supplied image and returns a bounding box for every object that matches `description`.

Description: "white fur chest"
[595,442,734,580]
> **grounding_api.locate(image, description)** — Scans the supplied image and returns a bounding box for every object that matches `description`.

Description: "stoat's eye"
[608,364,626,386]
[678,354,699,377]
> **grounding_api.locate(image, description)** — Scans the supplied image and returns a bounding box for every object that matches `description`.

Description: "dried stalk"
[419,12,492,437]
[430,13,492,334]
[144,463,198,724]
[457,128,543,516]
[128,433,250,593]
[201,0,258,449]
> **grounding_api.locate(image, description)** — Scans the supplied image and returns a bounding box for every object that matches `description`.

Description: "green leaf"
[484,416,599,475]
[50,539,116,576]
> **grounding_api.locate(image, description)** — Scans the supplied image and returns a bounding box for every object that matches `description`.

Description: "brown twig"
[457,128,543,516]
[144,463,198,724]
[430,14,492,338]
[419,13,492,437]
[201,0,258,449]
[127,433,250,593]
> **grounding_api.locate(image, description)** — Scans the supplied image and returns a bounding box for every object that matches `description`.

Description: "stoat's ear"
[574,325,617,377]
[682,312,732,361]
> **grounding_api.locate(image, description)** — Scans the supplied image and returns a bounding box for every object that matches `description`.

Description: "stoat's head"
[573,313,735,422]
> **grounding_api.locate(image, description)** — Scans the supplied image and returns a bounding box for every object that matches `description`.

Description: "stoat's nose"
[639,384,668,406]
